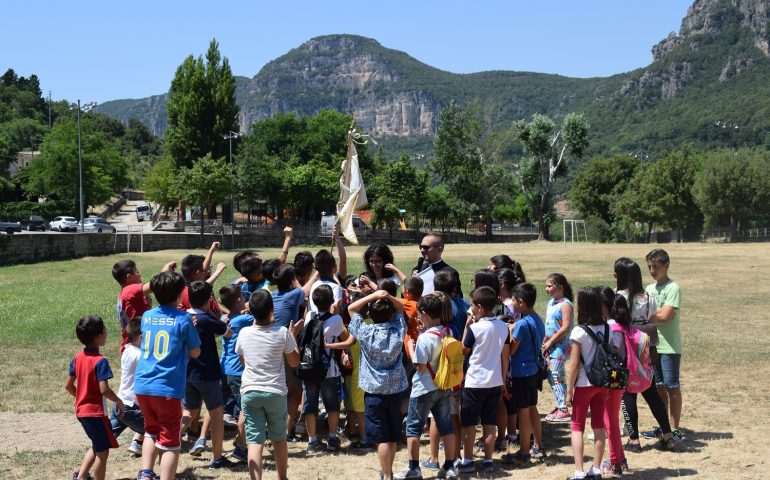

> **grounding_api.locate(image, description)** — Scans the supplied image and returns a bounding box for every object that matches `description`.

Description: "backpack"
[426,328,465,390]
[578,324,628,390]
[610,323,653,394]
[294,312,333,382]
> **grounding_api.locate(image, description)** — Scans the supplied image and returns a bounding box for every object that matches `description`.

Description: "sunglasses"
[419,245,437,250]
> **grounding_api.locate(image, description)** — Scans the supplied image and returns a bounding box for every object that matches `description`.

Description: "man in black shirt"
[411,234,463,297]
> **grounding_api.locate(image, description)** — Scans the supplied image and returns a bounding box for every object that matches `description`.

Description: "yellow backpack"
[426,329,465,390]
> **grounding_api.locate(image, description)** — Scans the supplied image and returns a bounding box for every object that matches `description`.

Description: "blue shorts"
[461,387,500,427]
[224,374,242,417]
[653,353,681,390]
[110,403,145,437]
[405,389,453,438]
[78,416,119,452]
[365,392,403,444]
[302,376,341,415]
[183,380,224,410]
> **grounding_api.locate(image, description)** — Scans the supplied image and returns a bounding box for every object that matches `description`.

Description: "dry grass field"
[1,242,768,479]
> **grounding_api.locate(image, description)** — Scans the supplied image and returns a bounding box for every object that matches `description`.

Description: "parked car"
[0,220,21,234]
[50,216,78,232]
[21,215,47,231]
[136,204,152,221]
[80,217,116,233]
[320,214,372,239]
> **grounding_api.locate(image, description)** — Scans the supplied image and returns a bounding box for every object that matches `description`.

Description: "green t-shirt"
[646,279,682,354]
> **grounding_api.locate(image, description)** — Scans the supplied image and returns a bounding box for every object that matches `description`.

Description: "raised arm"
[279,227,293,264]
[384,263,407,282]
[206,262,227,286]
[202,241,221,274]
[332,227,347,278]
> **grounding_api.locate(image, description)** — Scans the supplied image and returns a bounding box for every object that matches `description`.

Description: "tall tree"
[513,113,589,240]
[569,154,640,225]
[178,154,235,233]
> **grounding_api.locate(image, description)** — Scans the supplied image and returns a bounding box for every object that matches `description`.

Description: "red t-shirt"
[178,284,221,317]
[117,283,152,352]
[69,349,113,417]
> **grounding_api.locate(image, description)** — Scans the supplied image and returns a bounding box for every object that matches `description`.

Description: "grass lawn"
[0,242,768,478]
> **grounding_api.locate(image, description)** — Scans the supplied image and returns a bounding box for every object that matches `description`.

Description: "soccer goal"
[563,219,588,244]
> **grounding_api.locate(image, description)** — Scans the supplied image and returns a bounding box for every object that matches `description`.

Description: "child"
[293,251,315,286]
[134,271,201,480]
[112,259,176,352]
[644,248,684,441]
[239,256,267,301]
[401,276,424,362]
[181,281,234,468]
[66,315,124,480]
[502,283,545,467]
[109,318,147,456]
[496,267,522,320]
[543,273,574,423]
[458,286,510,474]
[261,258,281,292]
[219,284,255,462]
[565,287,608,480]
[300,284,348,453]
[308,249,343,312]
[347,289,408,480]
[394,294,458,480]
[236,289,301,480]
[337,291,369,450]
[179,242,226,312]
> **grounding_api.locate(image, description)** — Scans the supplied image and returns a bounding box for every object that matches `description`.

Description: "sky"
[2,1,694,104]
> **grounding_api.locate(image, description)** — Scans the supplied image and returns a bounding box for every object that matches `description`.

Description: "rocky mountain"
[97,0,770,156]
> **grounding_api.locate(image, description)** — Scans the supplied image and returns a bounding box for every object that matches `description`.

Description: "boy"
[134,271,201,480]
[502,283,545,466]
[239,256,267,301]
[112,259,176,352]
[308,249,343,312]
[179,241,227,312]
[66,315,124,480]
[348,289,408,480]
[395,294,458,480]
[401,276,424,362]
[219,284,254,462]
[181,281,234,468]
[109,318,147,456]
[261,258,281,292]
[458,286,510,474]
[301,284,348,453]
[293,251,315,286]
[644,248,684,441]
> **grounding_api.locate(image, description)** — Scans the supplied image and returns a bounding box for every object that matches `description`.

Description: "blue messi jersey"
[135,305,201,399]
[220,313,255,376]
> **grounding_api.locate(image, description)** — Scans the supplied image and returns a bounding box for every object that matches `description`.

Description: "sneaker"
[501,451,530,466]
[128,439,143,456]
[231,445,248,462]
[327,436,342,452]
[641,426,661,439]
[73,473,95,480]
[494,438,508,452]
[620,458,631,474]
[307,439,327,453]
[223,413,238,427]
[600,460,622,477]
[419,460,440,470]
[624,441,642,453]
[655,436,677,451]
[544,407,559,422]
[481,460,494,473]
[393,466,422,479]
[506,433,519,445]
[349,440,374,452]
[136,470,156,480]
[530,444,547,459]
[456,460,476,473]
[188,437,206,456]
[551,408,572,423]
[287,432,303,443]
[672,429,685,442]
[208,456,236,469]
[437,465,458,479]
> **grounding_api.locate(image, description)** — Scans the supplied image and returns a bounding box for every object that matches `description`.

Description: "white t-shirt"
[617,289,658,326]
[570,323,609,388]
[235,323,297,396]
[463,316,510,389]
[308,279,343,313]
[303,311,345,378]
[117,343,140,407]
[411,326,443,397]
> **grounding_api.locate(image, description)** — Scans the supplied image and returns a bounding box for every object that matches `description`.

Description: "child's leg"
[356,411,366,440]
[548,356,568,410]
[461,425,475,461]
[621,392,639,443]
[570,386,591,473]
[200,410,211,441]
[272,440,289,480]
[319,377,341,435]
[209,406,225,459]
[247,444,264,480]
[302,381,320,440]
[377,442,397,479]
[91,450,109,480]
[77,448,96,480]
[495,401,507,443]
[429,391,456,464]
[668,387,682,429]
[588,388,608,471]
[529,406,542,448]
[159,450,180,480]
[237,411,247,447]
[603,390,623,465]
[429,420,440,462]
[482,424,496,460]
[507,413,517,439]
[517,408,532,454]
[285,364,302,435]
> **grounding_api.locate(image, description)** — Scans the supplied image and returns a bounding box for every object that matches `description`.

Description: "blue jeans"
[110,402,145,437]
[302,376,341,414]
[653,353,681,389]
[405,389,453,437]
[224,374,242,418]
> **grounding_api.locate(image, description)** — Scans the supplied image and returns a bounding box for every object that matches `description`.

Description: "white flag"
[337,127,368,244]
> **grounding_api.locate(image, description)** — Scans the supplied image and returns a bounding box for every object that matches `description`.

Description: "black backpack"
[294,312,332,382]
[579,324,628,390]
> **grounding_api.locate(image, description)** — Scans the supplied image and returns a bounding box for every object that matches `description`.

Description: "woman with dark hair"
[489,255,526,284]
[361,243,404,289]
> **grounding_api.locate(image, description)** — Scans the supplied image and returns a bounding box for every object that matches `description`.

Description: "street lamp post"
[72,100,97,232]
[223,131,241,249]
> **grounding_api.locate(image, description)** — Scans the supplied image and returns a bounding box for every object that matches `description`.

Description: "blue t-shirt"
[135,305,201,399]
[186,309,228,382]
[241,279,270,302]
[449,296,471,340]
[272,288,306,329]
[510,313,546,378]
[220,313,254,376]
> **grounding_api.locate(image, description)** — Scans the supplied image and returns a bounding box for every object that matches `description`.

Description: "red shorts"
[136,394,182,450]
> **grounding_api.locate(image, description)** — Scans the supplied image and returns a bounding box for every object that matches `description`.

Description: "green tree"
[178,154,235,233]
[692,148,770,239]
[513,113,589,240]
[143,156,181,215]
[367,154,426,229]
[0,118,47,171]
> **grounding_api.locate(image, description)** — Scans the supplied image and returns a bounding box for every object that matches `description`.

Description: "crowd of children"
[66,229,683,480]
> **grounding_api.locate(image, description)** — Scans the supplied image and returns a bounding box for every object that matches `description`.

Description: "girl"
[614,258,677,452]
[497,268,522,320]
[488,255,526,285]
[565,287,608,480]
[543,273,574,423]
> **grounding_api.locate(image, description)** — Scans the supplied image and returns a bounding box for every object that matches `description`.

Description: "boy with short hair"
[293,251,315,286]
[502,283,545,466]
[179,241,226,312]
[645,248,684,440]
[134,272,201,480]
[458,286,510,474]
[308,249,343,312]
[181,281,234,468]
[261,258,281,292]
[347,290,408,480]
[66,315,124,480]
[433,271,470,341]
[239,256,267,301]
[109,318,147,456]
[401,276,424,361]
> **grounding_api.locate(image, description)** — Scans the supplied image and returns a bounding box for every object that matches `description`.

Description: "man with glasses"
[411,234,463,297]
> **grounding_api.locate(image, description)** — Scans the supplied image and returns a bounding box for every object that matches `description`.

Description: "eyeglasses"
[368,259,384,265]
[419,245,437,250]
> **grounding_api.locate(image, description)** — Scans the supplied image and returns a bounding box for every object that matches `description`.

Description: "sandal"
[624,440,642,453]
[655,436,677,451]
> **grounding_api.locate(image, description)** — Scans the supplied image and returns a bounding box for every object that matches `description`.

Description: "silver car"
[81,217,116,233]
[50,216,78,232]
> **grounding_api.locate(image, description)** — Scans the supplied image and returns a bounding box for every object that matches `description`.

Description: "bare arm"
[500,343,510,391]
[189,347,201,359]
[654,305,677,324]
[384,263,407,282]
[461,315,474,356]
[284,349,300,368]
[332,227,347,278]
[279,227,293,264]
[543,303,573,351]
[326,330,353,350]
[348,289,398,315]
[565,340,581,408]
[99,380,124,417]
[142,261,177,294]
[65,376,76,397]
[202,242,221,274]
[206,262,227,286]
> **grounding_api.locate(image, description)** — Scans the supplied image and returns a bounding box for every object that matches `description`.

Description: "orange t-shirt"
[400,298,419,360]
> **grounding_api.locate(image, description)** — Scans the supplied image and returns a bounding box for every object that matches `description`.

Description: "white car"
[50,216,78,232]
[80,217,116,233]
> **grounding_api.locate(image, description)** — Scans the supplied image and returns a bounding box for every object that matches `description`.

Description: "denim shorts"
[224,374,242,417]
[653,353,681,389]
[241,390,288,444]
[110,402,145,437]
[183,380,224,410]
[406,389,453,438]
[302,376,341,414]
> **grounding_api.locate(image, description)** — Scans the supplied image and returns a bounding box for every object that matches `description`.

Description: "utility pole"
[223,131,241,249]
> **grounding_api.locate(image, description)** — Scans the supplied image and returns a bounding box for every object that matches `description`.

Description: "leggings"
[603,389,624,465]
[621,384,672,441]
[547,356,567,409]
